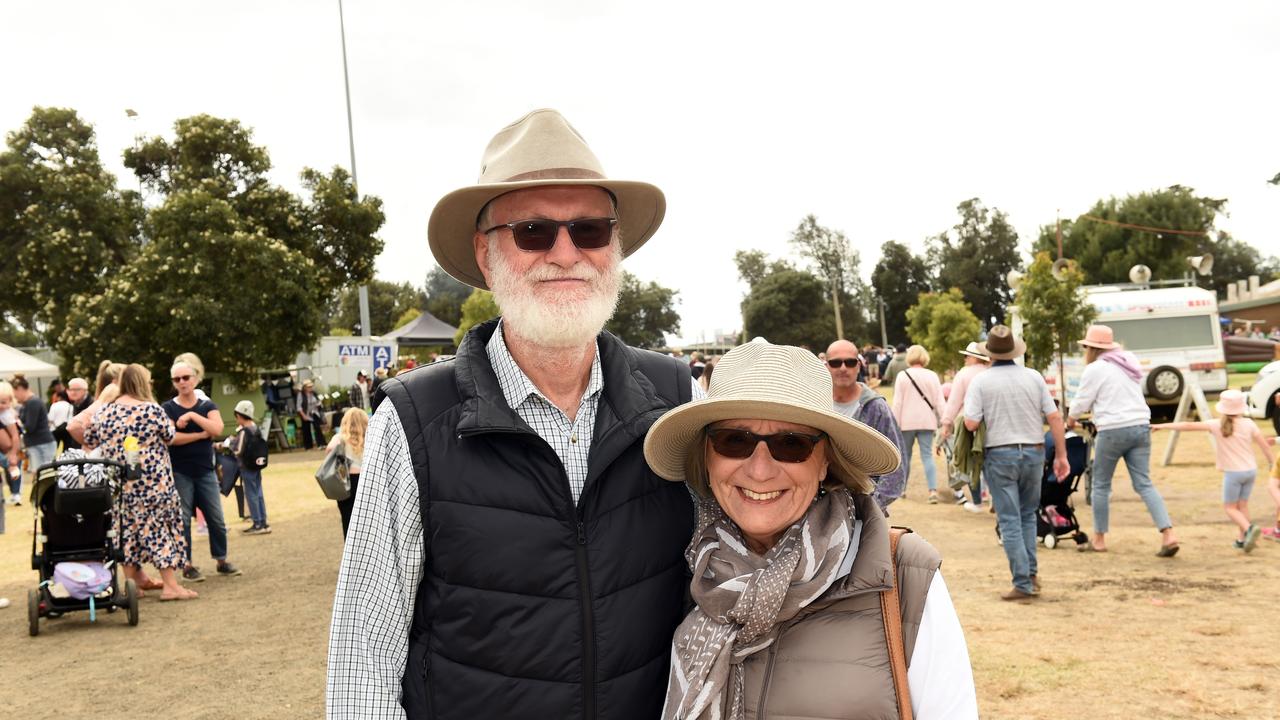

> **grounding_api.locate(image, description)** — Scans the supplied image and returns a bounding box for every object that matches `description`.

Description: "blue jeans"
[1090,424,1172,534]
[17,441,56,496]
[242,467,267,527]
[173,467,229,562]
[901,430,938,491]
[984,446,1042,594]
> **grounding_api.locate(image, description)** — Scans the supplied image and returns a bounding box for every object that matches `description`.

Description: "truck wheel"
[1146,366,1184,401]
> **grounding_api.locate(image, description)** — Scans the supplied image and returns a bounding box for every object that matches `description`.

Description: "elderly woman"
[892,344,946,504]
[645,342,976,720]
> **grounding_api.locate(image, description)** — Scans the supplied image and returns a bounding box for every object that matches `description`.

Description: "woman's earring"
[814,485,827,502]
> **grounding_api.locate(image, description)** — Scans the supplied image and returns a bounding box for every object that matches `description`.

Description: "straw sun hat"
[428,108,666,290]
[643,342,901,484]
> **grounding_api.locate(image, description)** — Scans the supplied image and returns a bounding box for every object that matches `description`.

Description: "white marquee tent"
[0,343,60,380]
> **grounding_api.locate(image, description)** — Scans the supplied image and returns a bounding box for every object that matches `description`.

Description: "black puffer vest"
[377,320,694,720]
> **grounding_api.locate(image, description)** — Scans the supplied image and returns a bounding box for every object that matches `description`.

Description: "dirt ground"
[1,431,1278,719]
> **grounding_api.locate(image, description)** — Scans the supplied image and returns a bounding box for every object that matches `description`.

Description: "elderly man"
[49,377,92,451]
[327,109,698,720]
[826,339,908,511]
[964,326,1069,601]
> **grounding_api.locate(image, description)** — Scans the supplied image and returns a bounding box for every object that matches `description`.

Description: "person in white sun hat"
[645,341,976,719]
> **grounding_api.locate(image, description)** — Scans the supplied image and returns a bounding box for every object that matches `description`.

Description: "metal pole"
[338,0,371,338]
[878,297,888,347]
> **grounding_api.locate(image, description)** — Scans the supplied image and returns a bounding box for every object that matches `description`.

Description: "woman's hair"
[0,380,13,403]
[9,373,29,391]
[173,352,205,383]
[682,427,873,499]
[340,407,369,457]
[1220,415,1235,438]
[905,345,930,367]
[95,360,125,397]
[699,356,718,392]
[116,364,155,403]
[1083,346,1103,364]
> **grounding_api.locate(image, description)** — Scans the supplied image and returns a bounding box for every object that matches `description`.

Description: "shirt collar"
[487,319,603,412]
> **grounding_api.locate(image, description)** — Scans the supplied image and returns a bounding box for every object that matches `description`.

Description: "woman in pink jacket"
[893,345,947,503]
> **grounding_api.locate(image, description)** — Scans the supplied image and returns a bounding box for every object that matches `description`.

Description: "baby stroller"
[26,456,139,636]
[1038,421,1094,549]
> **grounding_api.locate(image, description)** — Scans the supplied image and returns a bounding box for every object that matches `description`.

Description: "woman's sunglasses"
[706,428,826,463]
[171,374,193,383]
[481,217,617,252]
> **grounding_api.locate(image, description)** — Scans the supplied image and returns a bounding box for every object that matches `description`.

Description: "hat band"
[501,167,606,182]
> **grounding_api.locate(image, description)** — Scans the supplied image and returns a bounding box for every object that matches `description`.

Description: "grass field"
[1,427,1278,718]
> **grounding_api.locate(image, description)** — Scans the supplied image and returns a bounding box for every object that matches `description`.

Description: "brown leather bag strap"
[881,527,913,720]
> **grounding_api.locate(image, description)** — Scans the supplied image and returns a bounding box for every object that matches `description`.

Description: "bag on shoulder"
[315,443,351,501]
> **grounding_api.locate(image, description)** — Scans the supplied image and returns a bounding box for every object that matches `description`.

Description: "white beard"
[487,242,622,349]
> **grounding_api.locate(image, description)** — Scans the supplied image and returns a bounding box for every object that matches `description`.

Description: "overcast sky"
[4,1,1278,344]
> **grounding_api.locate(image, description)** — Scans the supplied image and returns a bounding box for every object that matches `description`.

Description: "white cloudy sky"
[4,1,1278,344]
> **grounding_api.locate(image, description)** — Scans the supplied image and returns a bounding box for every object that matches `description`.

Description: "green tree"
[929,199,1021,327]
[454,289,500,345]
[330,279,426,335]
[605,271,680,348]
[424,265,472,327]
[1016,252,1096,382]
[789,215,865,339]
[734,249,793,289]
[1031,186,1259,293]
[57,114,385,383]
[0,107,142,343]
[871,241,932,344]
[740,269,834,348]
[0,317,41,347]
[905,288,981,377]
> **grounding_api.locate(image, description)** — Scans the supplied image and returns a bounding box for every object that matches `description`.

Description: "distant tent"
[383,311,459,347]
[0,343,60,379]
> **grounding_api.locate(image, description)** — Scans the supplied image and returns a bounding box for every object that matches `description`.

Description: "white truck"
[1055,284,1227,406]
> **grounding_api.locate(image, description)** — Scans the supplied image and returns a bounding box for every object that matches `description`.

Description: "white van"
[1056,284,1227,406]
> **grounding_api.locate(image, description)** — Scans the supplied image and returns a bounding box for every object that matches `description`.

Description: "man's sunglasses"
[172,375,193,383]
[481,217,617,252]
[706,428,826,463]
[826,358,860,368]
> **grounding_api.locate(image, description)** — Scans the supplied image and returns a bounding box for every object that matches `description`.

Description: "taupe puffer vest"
[739,493,941,720]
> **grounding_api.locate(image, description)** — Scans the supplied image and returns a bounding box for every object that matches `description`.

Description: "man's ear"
[474,231,493,287]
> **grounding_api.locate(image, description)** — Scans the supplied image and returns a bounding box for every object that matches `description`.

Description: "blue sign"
[372,345,393,371]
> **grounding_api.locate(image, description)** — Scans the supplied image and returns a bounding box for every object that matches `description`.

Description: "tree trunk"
[832,286,844,340]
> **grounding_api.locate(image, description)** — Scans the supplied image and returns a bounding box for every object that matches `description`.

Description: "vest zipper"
[755,640,779,717]
[575,516,596,718]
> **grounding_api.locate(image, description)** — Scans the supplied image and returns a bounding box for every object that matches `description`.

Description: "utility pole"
[878,297,888,347]
[338,0,371,339]
[831,286,844,340]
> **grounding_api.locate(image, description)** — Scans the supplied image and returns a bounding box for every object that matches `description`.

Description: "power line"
[1079,215,1214,238]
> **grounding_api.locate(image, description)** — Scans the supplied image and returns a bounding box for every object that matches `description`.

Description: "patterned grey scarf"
[662,488,856,720]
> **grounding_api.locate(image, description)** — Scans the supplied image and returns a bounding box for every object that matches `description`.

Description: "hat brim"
[958,350,990,361]
[1078,339,1121,350]
[977,337,1026,360]
[643,397,901,484]
[428,179,666,289]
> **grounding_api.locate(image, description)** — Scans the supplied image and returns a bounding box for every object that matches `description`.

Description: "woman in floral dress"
[85,364,197,601]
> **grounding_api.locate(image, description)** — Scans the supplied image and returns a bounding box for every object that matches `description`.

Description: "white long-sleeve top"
[1068,359,1150,431]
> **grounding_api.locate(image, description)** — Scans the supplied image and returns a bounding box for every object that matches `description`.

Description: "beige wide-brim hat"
[958,341,990,361]
[428,109,666,290]
[643,341,901,484]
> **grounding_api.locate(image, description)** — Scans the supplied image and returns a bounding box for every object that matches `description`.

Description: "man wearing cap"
[939,342,991,512]
[327,109,699,719]
[963,326,1070,600]
[824,339,908,511]
[1068,325,1179,555]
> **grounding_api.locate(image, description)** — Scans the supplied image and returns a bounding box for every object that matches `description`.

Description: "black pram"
[26,456,139,636]
[1038,423,1094,549]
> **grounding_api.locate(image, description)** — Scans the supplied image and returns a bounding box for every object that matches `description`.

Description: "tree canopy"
[605,271,681,348]
[0,107,143,342]
[929,199,1020,327]
[1015,252,1096,376]
[735,251,834,348]
[871,241,931,345]
[54,113,384,383]
[789,215,869,340]
[454,289,500,345]
[330,279,426,336]
[905,289,981,377]
[1031,185,1278,294]
[424,266,472,328]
